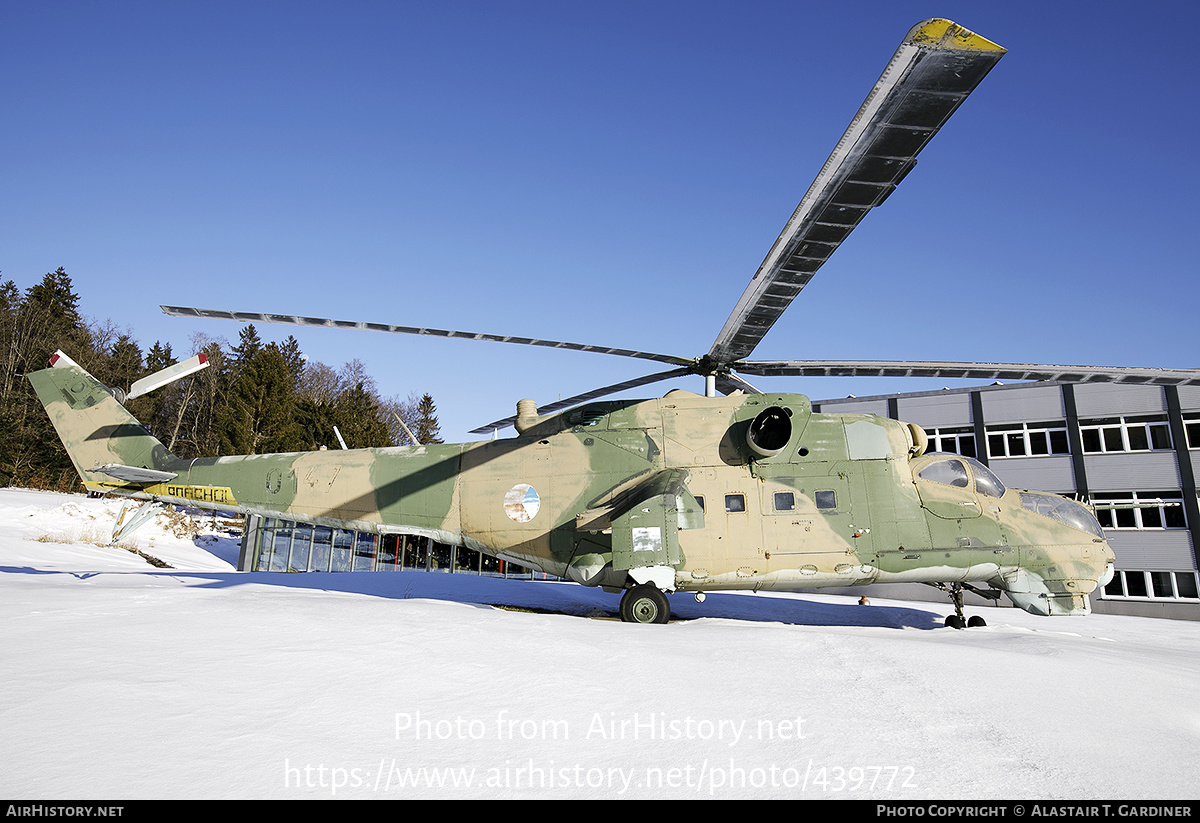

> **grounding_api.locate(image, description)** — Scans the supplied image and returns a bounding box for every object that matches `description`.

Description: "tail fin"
[27,353,179,494]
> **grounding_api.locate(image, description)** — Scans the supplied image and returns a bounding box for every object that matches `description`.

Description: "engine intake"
[746,406,792,457]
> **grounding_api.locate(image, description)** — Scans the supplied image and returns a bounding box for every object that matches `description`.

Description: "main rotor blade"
[468,367,694,434]
[708,20,1006,364]
[161,306,692,368]
[735,360,1200,386]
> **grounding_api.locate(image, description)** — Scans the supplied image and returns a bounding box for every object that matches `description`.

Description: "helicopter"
[28,19,1200,627]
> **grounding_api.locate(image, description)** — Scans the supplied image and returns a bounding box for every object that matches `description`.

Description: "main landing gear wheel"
[620,583,670,624]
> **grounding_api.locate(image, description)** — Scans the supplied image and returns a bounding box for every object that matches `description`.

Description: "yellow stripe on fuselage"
[83,480,238,507]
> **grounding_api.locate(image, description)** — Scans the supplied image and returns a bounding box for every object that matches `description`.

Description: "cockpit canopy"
[916,453,1105,539]
[916,454,1006,498]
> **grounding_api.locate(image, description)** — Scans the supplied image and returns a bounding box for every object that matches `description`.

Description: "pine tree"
[24,267,81,328]
[293,396,338,451]
[146,340,175,372]
[219,342,307,455]
[103,334,144,391]
[0,269,94,488]
[228,324,262,379]
[277,335,304,389]
[414,394,443,444]
[4,268,89,400]
[332,382,392,449]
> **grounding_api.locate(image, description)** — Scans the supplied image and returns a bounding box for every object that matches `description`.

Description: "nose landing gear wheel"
[620,583,670,624]
[929,582,996,629]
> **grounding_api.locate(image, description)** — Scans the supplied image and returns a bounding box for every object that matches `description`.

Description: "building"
[815,381,1200,620]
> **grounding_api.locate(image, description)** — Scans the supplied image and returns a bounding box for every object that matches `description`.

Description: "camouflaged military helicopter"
[29,20,1200,628]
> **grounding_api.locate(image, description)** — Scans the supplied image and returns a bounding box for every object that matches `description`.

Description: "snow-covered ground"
[2,487,1198,800]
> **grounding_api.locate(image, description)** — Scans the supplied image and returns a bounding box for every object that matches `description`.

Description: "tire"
[944,614,965,630]
[620,584,670,624]
[967,615,987,628]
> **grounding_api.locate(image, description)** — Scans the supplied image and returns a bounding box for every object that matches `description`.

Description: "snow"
[1,488,1198,800]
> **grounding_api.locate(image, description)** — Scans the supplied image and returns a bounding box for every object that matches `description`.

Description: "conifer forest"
[1,268,442,491]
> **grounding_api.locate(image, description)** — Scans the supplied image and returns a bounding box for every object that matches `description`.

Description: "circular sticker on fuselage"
[503,483,540,522]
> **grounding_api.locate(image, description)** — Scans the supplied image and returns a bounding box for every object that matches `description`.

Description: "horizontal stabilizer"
[90,464,178,484]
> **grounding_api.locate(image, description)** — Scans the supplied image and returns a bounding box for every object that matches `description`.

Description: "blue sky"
[4,1,1198,441]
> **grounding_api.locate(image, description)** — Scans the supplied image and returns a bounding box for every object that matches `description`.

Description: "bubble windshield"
[1020,492,1105,539]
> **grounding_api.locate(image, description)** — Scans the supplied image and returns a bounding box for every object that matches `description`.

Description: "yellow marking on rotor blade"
[908,19,1007,53]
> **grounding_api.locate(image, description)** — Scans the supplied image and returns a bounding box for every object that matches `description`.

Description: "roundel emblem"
[503,483,540,522]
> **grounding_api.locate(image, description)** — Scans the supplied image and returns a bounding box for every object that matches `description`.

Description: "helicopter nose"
[1098,560,1116,589]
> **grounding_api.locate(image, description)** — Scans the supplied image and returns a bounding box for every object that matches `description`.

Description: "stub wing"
[91,464,179,484]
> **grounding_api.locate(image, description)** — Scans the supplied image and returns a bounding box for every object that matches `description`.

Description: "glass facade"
[245,516,552,579]
[1104,569,1199,602]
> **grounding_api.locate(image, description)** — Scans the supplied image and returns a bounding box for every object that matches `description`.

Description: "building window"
[1184,414,1200,449]
[1103,570,1199,601]
[1092,491,1188,530]
[924,427,976,458]
[1079,416,1172,454]
[986,421,1070,458]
